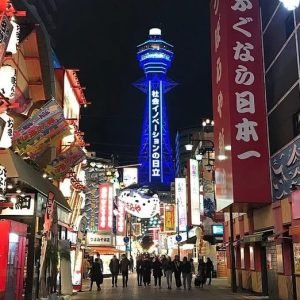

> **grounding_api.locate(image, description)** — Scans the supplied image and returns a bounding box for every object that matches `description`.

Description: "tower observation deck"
[134,28,176,188]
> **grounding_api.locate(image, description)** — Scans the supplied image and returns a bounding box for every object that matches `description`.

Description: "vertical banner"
[188,159,201,225]
[98,183,113,231]
[0,13,13,65]
[117,197,125,234]
[164,204,176,232]
[211,0,271,211]
[175,178,187,232]
[149,80,163,183]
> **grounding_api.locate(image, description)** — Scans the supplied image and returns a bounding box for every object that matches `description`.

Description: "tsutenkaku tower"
[134,28,176,187]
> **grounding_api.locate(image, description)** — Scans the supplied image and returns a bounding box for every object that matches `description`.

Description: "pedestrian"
[206,257,214,285]
[173,255,182,289]
[136,255,143,286]
[129,255,134,272]
[181,256,192,290]
[82,257,91,279]
[165,256,173,289]
[109,255,120,287]
[119,254,130,287]
[190,258,195,274]
[197,258,206,288]
[152,256,163,288]
[142,255,152,286]
[161,255,167,277]
[96,253,104,273]
[89,258,103,291]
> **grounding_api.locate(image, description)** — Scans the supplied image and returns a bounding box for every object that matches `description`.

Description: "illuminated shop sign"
[98,183,113,231]
[175,178,187,232]
[86,232,113,246]
[149,81,162,182]
[0,112,13,148]
[189,159,201,225]
[140,52,171,61]
[1,193,35,216]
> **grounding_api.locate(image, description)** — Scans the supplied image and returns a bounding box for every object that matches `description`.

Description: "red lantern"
[0,0,8,12]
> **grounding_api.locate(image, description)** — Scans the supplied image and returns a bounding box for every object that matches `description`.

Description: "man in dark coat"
[119,254,130,287]
[109,255,120,287]
[206,257,214,285]
[89,258,103,291]
[173,255,182,288]
[142,255,152,286]
[152,256,163,288]
[136,255,143,286]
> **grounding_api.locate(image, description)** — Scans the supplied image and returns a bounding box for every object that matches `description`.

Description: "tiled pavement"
[71,274,268,300]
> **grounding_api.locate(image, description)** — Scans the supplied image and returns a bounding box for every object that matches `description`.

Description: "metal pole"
[229,205,237,292]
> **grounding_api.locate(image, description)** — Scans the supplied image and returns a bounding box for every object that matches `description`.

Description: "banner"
[164,204,176,232]
[44,145,85,179]
[98,183,113,231]
[175,178,187,232]
[0,13,12,65]
[13,99,70,157]
[210,0,272,210]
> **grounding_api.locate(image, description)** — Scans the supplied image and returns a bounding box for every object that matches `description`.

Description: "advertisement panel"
[164,204,176,232]
[175,178,187,232]
[98,183,113,231]
[210,0,271,210]
[188,159,201,225]
[123,167,138,187]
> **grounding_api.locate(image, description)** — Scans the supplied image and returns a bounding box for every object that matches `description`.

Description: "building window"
[294,110,300,135]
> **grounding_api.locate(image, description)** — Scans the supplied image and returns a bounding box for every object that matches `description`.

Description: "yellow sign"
[164,204,176,232]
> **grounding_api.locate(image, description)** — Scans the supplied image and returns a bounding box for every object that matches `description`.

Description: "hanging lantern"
[0,0,8,13]
[0,65,16,99]
[0,111,13,148]
[6,19,20,54]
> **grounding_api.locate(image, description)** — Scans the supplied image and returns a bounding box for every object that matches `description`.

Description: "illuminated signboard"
[149,81,162,182]
[140,52,171,61]
[189,159,201,225]
[212,225,224,236]
[98,183,113,231]
[117,198,125,234]
[175,178,187,232]
[123,167,138,187]
[1,193,35,216]
[0,112,13,148]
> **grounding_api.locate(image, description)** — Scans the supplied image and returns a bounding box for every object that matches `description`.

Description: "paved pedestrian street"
[71,274,267,300]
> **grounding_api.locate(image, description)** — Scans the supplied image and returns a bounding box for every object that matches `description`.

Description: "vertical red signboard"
[98,183,113,231]
[211,0,272,211]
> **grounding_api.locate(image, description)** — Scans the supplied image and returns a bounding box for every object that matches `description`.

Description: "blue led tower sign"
[134,28,176,187]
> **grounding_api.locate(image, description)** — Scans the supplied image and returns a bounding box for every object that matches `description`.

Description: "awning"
[0,149,70,211]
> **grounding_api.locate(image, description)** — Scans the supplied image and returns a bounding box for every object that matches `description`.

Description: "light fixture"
[96,163,103,168]
[202,121,207,126]
[16,188,21,194]
[20,193,25,197]
[206,118,210,124]
[7,183,13,189]
[195,153,203,161]
[218,154,226,161]
[42,173,47,178]
[211,120,214,126]
[185,143,193,151]
[225,145,231,151]
[90,161,96,167]
[280,0,300,10]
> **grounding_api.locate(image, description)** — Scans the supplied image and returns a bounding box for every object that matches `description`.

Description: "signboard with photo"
[1,193,35,216]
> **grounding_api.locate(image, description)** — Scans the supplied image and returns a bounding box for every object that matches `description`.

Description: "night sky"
[53,0,212,164]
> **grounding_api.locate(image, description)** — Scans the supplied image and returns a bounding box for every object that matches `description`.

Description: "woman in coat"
[181,256,192,290]
[89,258,103,291]
[197,258,206,288]
[165,256,173,289]
[141,255,152,286]
[152,256,163,288]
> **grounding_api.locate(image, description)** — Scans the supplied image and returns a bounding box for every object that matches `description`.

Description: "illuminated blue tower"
[134,28,176,187]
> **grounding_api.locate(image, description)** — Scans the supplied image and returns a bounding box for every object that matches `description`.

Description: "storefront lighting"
[280,0,300,10]
[185,143,193,151]
[225,145,232,151]
[20,193,25,197]
[42,173,47,178]
[10,197,16,204]
[195,153,203,161]
[7,183,13,189]
[218,154,226,161]
[16,187,21,194]
[89,161,96,167]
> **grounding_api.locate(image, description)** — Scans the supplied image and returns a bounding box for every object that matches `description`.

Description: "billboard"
[210,0,272,210]
[98,183,113,231]
[123,167,138,187]
[175,178,187,232]
[188,159,201,225]
[164,204,176,232]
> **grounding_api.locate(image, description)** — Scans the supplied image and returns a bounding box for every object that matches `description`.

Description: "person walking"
[119,254,130,287]
[197,258,206,288]
[129,255,134,272]
[82,257,91,279]
[96,253,104,273]
[206,257,214,285]
[89,258,103,291]
[161,255,167,277]
[136,255,143,286]
[152,256,163,288]
[165,256,173,289]
[173,255,182,289]
[141,255,152,286]
[181,256,192,290]
[109,255,120,287]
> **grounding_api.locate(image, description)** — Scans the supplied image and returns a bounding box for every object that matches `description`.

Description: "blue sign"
[175,235,182,242]
[123,236,130,243]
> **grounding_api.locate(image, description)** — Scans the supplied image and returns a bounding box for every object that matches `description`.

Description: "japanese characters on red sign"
[211,0,272,210]
[98,183,113,231]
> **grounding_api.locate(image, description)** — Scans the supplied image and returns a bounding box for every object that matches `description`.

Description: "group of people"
[84,253,214,291]
[135,254,214,290]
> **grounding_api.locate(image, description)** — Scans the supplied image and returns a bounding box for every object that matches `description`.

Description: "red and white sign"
[211,0,272,210]
[98,183,113,231]
[117,197,125,234]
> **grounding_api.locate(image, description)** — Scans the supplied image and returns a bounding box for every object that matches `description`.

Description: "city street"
[71,274,267,300]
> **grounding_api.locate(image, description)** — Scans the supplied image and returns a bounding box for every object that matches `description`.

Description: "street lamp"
[280,0,300,10]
